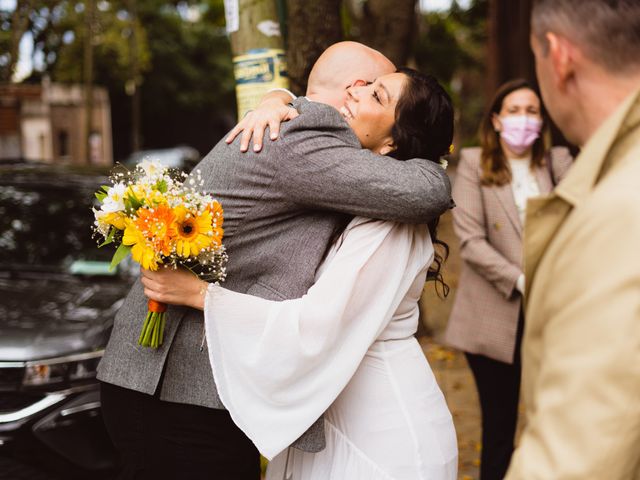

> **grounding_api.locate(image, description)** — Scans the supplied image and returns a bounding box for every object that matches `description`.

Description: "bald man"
[98,41,451,480]
[227,41,396,152]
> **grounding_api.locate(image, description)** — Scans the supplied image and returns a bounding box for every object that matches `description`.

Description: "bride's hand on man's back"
[225,94,299,153]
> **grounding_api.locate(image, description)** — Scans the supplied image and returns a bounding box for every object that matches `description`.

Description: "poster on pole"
[224,0,239,33]
[233,48,290,120]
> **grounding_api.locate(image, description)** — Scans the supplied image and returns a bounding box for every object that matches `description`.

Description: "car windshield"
[0,181,113,271]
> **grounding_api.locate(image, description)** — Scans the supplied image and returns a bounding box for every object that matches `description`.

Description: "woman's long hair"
[479,78,551,186]
[390,68,453,297]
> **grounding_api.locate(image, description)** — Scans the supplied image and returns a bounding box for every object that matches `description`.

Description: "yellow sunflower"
[174,206,215,258]
[134,204,177,257]
[122,219,159,270]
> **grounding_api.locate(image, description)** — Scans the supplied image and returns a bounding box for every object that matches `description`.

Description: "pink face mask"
[498,115,542,155]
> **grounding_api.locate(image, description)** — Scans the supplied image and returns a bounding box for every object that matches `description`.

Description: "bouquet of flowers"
[92,160,227,348]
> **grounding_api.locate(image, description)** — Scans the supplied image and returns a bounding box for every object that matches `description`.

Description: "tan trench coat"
[505,89,640,479]
[444,146,572,364]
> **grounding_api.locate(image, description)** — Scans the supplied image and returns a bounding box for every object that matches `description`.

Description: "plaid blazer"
[444,146,572,363]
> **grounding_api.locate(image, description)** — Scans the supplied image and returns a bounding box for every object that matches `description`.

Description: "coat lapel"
[534,162,554,194]
[492,183,522,237]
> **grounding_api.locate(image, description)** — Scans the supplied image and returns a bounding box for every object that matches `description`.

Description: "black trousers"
[100,381,260,480]
[465,313,524,480]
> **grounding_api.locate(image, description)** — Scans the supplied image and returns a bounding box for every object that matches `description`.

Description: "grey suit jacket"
[97,98,453,452]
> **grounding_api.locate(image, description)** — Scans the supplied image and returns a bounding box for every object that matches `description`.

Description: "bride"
[140,67,458,480]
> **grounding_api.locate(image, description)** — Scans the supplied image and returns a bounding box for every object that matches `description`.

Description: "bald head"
[306,41,395,109]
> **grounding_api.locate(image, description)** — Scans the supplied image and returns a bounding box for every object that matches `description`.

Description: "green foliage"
[414,0,489,149]
[109,242,131,270]
[12,0,235,158]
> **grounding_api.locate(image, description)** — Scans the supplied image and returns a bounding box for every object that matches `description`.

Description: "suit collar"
[492,182,522,236]
[491,161,553,238]
[534,159,554,194]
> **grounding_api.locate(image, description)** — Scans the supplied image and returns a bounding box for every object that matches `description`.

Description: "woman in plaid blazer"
[444,79,572,480]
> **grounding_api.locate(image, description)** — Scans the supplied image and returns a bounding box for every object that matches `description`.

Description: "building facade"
[0,78,112,166]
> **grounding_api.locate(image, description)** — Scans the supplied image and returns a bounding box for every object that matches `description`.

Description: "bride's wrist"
[191,280,208,311]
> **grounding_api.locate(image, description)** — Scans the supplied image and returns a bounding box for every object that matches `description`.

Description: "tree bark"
[355,0,417,68]
[285,0,342,95]
[487,0,535,93]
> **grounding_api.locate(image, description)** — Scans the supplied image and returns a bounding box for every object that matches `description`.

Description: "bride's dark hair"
[388,67,453,297]
[329,68,454,296]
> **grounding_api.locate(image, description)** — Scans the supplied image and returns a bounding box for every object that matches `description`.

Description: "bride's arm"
[224,89,299,153]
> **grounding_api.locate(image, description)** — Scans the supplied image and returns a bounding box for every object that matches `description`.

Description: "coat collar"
[523,87,640,300]
[554,87,640,208]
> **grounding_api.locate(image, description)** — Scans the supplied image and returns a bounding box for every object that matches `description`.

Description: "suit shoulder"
[458,147,482,167]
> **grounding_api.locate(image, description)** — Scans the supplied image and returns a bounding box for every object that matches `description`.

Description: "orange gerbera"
[206,200,224,246]
[134,204,177,256]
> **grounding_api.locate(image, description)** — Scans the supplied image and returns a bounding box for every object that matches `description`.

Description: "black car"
[0,163,135,478]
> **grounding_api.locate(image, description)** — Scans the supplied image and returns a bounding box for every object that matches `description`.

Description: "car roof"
[0,162,111,189]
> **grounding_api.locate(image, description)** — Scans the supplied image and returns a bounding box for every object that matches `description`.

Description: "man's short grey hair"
[531,0,640,73]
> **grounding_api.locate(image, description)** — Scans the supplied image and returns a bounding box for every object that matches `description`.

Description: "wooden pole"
[225,0,289,119]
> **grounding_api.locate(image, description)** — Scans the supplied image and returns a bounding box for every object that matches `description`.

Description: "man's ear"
[547,32,574,91]
[379,140,397,156]
[350,79,369,88]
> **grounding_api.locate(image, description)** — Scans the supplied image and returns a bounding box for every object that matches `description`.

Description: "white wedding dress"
[203,218,458,480]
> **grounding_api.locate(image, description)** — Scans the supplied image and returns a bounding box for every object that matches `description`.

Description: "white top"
[203,217,433,459]
[509,156,540,225]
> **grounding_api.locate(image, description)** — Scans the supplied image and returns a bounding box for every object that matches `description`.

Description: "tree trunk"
[127,0,141,152]
[487,0,534,93]
[355,0,417,67]
[285,0,342,95]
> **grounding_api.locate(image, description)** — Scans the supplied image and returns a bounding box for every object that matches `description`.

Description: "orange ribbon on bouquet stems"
[138,299,168,348]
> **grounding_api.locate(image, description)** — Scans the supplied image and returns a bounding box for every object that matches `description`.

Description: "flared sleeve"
[204,218,433,459]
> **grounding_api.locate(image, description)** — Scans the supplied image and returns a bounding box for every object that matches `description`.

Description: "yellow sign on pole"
[233,48,289,119]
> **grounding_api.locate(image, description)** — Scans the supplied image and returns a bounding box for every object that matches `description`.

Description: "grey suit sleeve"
[276,105,453,224]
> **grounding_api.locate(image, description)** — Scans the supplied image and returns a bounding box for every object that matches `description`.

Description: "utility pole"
[83,0,95,164]
[224,0,289,119]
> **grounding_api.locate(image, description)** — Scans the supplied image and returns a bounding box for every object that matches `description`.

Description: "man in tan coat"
[505,1,640,478]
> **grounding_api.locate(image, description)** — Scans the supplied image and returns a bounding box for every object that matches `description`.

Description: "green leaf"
[127,192,143,211]
[99,227,116,247]
[95,191,107,201]
[155,179,168,193]
[109,244,132,271]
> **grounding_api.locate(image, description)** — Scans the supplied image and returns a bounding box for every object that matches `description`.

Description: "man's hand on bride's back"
[225,96,299,153]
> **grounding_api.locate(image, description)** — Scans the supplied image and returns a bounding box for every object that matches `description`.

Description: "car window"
[0,183,113,270]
